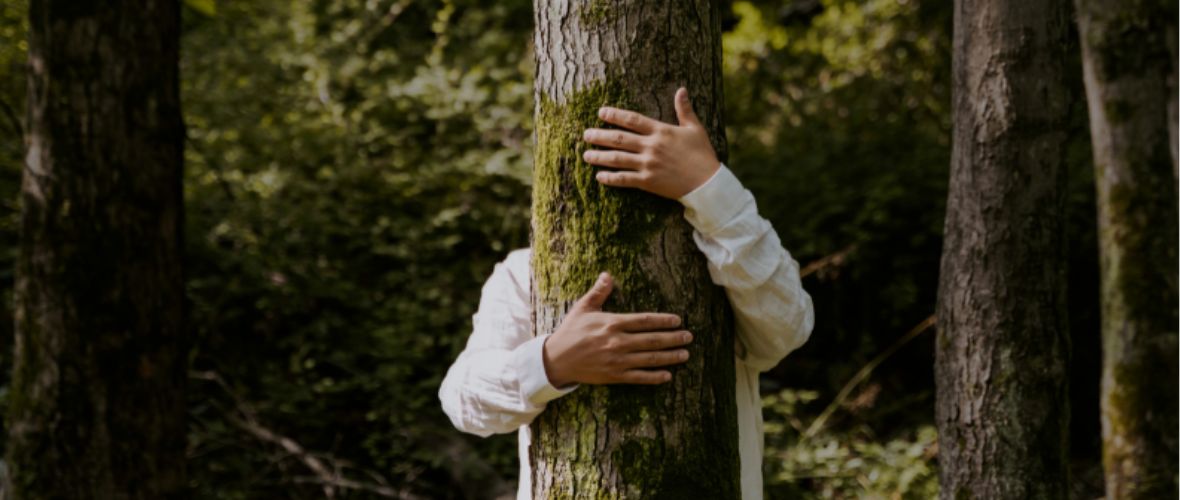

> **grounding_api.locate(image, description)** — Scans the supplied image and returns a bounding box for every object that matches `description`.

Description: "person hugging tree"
[440,88,815,499]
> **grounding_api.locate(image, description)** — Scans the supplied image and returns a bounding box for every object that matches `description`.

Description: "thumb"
[674,87,700,127]
[575,272,613,311]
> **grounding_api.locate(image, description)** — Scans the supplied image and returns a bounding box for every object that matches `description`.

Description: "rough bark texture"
[1074,0,1180,497]
[935,0,1072,498]
[528,1,739,498]
[7,1,186,498]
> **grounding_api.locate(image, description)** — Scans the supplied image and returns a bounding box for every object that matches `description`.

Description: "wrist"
[697,159,720,189]
[542,336,572,388]
[678,160,722,202]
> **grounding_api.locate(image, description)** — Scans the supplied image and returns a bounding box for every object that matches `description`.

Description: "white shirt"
[439,164,815,499]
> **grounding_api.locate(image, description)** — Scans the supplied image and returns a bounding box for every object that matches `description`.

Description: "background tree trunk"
[935,0,1072,497]
[1074,0,1180,497]
[7,1,186,498]
[528,0,739,497]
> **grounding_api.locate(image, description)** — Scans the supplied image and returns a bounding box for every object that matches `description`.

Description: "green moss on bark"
[529,3,740,495]
[1081,0,1175,82]
[529,78,739,498]
[532,80,669,309]
[578,0,616,27]
[1095,136,1179,498]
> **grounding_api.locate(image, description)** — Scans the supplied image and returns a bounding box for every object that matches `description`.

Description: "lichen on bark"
[1076,0,1179,496]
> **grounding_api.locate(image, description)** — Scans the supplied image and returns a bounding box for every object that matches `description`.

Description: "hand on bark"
[582,87,720,199]
[542,272,693,387]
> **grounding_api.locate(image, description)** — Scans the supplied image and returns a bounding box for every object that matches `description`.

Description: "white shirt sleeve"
[438,249,577,437]
[678,163,816,373]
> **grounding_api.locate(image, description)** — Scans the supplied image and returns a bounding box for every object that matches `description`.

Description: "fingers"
[623,349,690,369]
[622,330,694,352]
[612,312,682,332]
[617,369,673,385]
[674,87,701,128]
[595,170,646,189]
[598,107,659,134]
[583,149,643,170]
[583,128,645,152]
[575,272,613,311]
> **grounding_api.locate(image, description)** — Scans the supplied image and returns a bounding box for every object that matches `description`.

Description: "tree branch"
[189,370,414,499]
[802,314,936,440]
[800,244,856,279]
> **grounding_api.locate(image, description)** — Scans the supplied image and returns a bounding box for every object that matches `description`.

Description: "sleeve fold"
[678,164,816,373]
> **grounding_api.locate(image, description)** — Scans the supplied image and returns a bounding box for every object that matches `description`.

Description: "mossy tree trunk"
[1074,0,1179,497]
[7,0,186,497]
[528,0,739,497]
[934,0,1072,497]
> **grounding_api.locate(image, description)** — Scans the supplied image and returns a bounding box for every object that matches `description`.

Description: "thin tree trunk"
[935,0,1072,497]
[7,1,186,498]
[1074,0,1180,497]
[528,0,739,497]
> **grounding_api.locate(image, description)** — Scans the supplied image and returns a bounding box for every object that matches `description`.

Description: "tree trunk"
[1074,0,1180,497]
[7,1,186,498]
[528,1,739,497]
[934,0,1072,497]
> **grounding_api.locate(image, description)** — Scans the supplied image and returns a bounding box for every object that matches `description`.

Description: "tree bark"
[1074,0,1180,497]
[7,1,186,498]
[935,0,1072,497]
[528,1,739,497]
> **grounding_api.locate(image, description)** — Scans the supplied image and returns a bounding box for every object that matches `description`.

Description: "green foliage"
[179,0,534,496]
[0,0,1105,497]
[725,0,952,344]
[722,5,958,494]
[762,389,939,499]
[0,0,25,450]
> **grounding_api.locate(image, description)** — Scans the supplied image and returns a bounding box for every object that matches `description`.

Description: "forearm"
[439,335,574,436]
[679,164,816,372]
[719,236,814,372]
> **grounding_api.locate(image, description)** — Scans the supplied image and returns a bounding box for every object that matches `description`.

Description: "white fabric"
[439,163,815,499]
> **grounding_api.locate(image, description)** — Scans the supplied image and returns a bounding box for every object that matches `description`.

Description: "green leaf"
[184,0,216,16]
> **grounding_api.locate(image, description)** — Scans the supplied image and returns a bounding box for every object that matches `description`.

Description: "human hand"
[542,272,694,387]
[582,87,721,200]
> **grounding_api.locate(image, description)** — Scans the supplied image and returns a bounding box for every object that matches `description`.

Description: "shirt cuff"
[677,163,748,236]
[512,335,579,407]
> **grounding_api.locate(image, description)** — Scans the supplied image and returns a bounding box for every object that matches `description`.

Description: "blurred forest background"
[0,0,1104,497]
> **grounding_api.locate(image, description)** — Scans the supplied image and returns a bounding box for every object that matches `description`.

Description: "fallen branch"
[802,314,936,440]
[189,370,413,499]
[800,244,856,279]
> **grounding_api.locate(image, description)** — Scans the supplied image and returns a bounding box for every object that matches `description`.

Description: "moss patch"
[532,79,671,309]
[1084,0,1175,82]
[579,0,617,27]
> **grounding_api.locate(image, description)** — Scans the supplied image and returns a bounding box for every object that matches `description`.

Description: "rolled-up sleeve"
[678,164,816,373]
[439,249,578,437]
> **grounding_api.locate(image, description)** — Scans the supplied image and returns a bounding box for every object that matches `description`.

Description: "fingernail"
[598,107,607,118]
[680,350,690,361]
[683,332,693,343]
[663,372,673,383]
[599,272,610,284]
